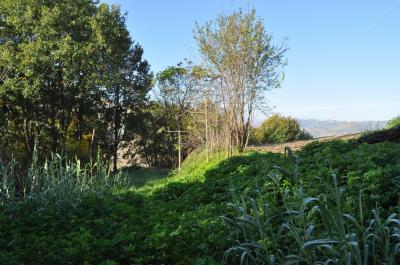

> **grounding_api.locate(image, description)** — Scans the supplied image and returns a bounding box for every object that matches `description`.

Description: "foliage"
[0,191,143,265]
[154,61,202,166]
[0,148,132,208]
[94,4,152,171]
[121,166,169,188]
[222,147,400,264]
[387,115,400,128]
[0,3,398,264]
[195,9,287,152]
[1,139,400,264]
[128,101,193,168]
[0,0,152,168]
[251,114,313,144]
[132,61,214,168]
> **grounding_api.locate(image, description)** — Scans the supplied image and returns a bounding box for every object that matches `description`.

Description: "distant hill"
[297,119,387,138]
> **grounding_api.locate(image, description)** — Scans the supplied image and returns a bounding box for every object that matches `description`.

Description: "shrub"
[252,114,312,144]
[387,115,400,128]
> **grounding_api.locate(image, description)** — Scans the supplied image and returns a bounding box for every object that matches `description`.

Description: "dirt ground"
[248,132,362,153]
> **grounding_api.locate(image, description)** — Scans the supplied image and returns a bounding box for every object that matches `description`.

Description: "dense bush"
[387,115,400,128]
[1,139,400,264]
[251,114,312,144]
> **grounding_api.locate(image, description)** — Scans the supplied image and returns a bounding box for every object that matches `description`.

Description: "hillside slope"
[1,138,400,264]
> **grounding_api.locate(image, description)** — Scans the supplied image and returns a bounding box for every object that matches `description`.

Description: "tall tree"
[94,4,152,172]
[0,0,152,169]
[195,9,287,153]
[0,0,101,160]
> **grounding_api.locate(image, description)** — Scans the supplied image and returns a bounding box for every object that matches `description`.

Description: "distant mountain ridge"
[297,119,387,138]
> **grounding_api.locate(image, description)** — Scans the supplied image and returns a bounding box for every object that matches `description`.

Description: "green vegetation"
[1,1,399,264]
[195,9,287,153]
[387,115,400,128]
[1,139,400,264]
[121,166,169,188]
[1,2,287,170]
[223,146,400,264]
[251,114,313,144]
[0,0,152,169]
[0,150,132,208]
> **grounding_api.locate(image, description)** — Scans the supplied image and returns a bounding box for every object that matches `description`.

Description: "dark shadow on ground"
[121,166,170,188]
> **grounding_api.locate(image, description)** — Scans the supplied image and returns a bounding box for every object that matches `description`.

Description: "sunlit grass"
[122,166,169,188]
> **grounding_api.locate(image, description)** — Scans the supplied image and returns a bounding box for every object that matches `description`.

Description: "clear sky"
[102,0,400,121]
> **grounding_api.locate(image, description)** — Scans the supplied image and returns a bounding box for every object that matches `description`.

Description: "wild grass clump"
[222,148,400,264]
[0,149,131,209]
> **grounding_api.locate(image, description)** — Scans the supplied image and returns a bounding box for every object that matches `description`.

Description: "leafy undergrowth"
[121,166,170,188]
[1,141,400,264]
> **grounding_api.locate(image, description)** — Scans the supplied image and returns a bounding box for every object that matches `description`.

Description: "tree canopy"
[195,9,287,153]
[251,114,312,144]
[0,0,152,167]
[1,4,292,169]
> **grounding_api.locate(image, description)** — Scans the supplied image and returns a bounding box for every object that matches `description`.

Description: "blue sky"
[102,0,400,121]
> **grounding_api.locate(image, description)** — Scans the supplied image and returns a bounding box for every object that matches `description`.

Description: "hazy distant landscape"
[297,119,387,137]
[253,118,388,138]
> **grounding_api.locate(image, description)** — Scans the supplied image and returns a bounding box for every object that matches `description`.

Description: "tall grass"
[0,149,131,209]
[222,148,400,264]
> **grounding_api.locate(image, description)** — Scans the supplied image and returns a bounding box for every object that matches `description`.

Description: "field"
[1,135,400,264]
[249,132,362,153]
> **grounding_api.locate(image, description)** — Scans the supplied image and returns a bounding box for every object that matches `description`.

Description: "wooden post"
[205,97,209,162]
[167,130,188,172]
[178,129,181,172]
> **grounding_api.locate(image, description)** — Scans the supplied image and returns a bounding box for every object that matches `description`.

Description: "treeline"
[1,1,287,170]
[0,0,152,171]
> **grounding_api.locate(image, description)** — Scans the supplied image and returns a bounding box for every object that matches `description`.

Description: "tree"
[131,101,179,168]
[94,4,152,172]
[251,114,312,144]
[156,61,201,127]
[0,0,102,161]
[156,61,201,171]
[0,0,151,169]
[195,9,287,153]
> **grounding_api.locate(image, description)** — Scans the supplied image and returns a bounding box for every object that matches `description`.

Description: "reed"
[222,148,400,264]
[0,149,131,209]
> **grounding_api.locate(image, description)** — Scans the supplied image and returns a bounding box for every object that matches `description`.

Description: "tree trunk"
[112,86,121,173]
